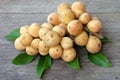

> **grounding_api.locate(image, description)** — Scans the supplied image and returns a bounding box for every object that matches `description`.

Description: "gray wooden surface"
[0,0,120,80]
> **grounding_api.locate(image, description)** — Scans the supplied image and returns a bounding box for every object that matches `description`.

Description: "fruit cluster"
[14,1,103,62]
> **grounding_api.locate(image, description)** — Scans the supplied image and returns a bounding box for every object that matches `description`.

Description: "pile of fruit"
[15,1,103,62]
[5,1,112,78]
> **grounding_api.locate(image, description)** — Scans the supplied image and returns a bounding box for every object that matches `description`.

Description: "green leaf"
[102,36,112,43]
[67,56,80,69]
[12,52,35,65]
[36,55,51,78]
[88,52,112,67]
[5,28,20,41]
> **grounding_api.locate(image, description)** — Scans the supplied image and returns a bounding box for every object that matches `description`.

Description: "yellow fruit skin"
[14,38,26,51]
[79,13,92,24]
[41,23,53,29]
[47,12,61,25]
[57,3,71,14]
[86,35,102,53]
[43,31,61,47]
[59,23,68,35]
[67,20,83,36]
[31,38,41,49]
[20,25,29,35]
[60,37,73,49]
[59,9,75,24]
[61,48,76,62]
[72,9,84,18]
[52,26,66,37]
[38,41,49,56]
[38,27,50,40]
[49,45,63,59]
[39,52,49,56]
[87,20,102,32]
[59,23,67,30]
[74,31,88,46]
[19,33,33,46]
[26,46,38,55]
[71,1,86,18]
[28,23,41,37]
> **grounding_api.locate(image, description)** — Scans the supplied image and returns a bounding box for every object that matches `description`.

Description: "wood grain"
[0,0,120,80]
[0,0,120,13]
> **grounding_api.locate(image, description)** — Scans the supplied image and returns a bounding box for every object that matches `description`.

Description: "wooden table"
[0,0,120,80]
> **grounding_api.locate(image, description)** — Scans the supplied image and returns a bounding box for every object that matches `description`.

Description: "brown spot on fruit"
[50,17,52,20]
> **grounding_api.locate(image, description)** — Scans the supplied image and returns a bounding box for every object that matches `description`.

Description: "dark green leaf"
[102,36,112,43]
[36,55,51,78]
[88,52,112,67]
[12,52,35,65]
[67,56,80,69]
[5,28,20,41]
